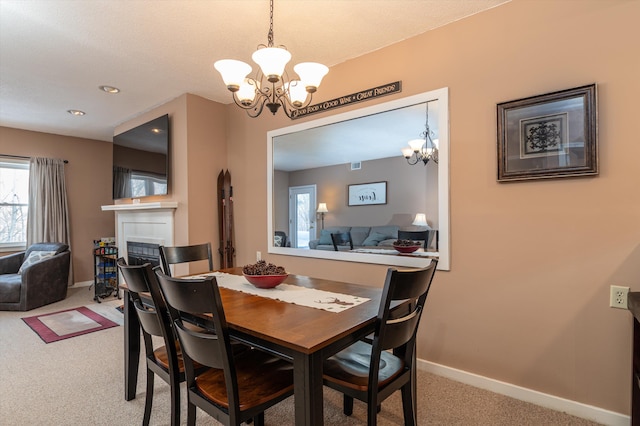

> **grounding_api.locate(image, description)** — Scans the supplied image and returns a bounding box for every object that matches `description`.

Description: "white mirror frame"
[267,87,450,270]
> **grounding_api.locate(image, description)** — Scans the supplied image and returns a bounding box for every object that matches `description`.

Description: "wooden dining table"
[122,266,386,426]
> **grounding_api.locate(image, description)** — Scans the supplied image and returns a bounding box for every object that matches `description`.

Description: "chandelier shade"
[213,60,252,91]
[251,47,291,82]
[213,0,328,118]
[293,62,329,92]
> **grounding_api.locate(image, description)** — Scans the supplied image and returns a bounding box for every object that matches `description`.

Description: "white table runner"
[182,272,369,312]
[351,248,439,257]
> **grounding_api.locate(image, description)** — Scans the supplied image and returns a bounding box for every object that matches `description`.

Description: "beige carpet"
[0,286,601,425]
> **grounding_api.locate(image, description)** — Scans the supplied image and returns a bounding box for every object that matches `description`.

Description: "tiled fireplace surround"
[101,202,178,281]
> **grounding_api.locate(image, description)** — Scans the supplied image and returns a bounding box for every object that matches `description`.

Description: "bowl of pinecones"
[392,239,422,253]
[242,260,288,288]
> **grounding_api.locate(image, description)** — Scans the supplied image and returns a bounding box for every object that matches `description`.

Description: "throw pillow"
[317,229,333,245]
[274,235,283,247]
[362,232,388,246]
[18,250,56,274]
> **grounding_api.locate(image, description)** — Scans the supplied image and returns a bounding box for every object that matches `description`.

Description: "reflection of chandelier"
[402,102,439,165]
[214,0,329,118]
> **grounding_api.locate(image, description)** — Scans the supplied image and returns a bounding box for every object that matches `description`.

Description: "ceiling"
[0,0,509,143]
[273,100,437,171]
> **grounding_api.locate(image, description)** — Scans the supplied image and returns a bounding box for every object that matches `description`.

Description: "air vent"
[351,162,362,171]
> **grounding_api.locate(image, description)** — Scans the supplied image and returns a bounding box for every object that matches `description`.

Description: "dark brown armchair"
[0,242,71,311]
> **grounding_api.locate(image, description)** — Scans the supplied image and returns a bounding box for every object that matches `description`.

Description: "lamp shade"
[412,213,429,227]
[317,203,328,213]
[408,138,425,152]
[252,47,291,82]
[237,79,259,105]
[214,59,252,91]
[294,62,329,92]
[401,147,414,158]
[285,80,308,107]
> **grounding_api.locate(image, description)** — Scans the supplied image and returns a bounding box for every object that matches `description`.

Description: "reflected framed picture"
[497,84,597,182]
[348,181,387,206]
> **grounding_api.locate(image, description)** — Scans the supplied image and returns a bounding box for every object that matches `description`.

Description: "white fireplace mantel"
[101,201,178,212]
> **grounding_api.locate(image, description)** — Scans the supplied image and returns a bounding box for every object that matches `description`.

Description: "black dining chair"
[116,258,187,426]
[397,230,437,250]
[331,232,353,251]
[322,260,438,426]
[159,242,213,276]
[155,270,295,426]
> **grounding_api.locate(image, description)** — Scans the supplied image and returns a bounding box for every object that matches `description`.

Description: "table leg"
[123,290,140,401]
[293,352,324,425]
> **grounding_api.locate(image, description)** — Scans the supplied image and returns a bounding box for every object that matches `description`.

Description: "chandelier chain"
[267,0,274,47]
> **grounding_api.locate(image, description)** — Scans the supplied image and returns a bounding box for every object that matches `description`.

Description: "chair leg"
[343,394,354,416]
[400,383,416,426]
[252,412,265,426]
[142,369,154,426]
[169,374,180,426]
[187,401,197,426]
[367,401,378,426]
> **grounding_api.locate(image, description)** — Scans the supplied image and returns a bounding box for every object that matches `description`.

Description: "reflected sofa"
[0,242,71,311]
[309,226,399,251]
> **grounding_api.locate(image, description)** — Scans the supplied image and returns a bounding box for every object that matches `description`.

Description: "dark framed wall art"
[348,181,387,206]
[497,84,598,182]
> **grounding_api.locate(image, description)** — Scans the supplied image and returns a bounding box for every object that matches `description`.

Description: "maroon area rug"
[22,306,119,343]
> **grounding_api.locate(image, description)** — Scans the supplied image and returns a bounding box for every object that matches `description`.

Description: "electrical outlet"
[256,251,261,261]
[609,285,630,309]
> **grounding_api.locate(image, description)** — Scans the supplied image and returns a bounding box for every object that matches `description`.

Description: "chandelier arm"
[231,91,269,118]
[406,154,420,166]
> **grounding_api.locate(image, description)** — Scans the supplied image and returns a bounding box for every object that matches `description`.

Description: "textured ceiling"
[0,0,509,142]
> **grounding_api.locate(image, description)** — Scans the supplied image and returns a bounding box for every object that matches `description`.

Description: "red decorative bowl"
[243,273,288,289]
[393,244,421,253]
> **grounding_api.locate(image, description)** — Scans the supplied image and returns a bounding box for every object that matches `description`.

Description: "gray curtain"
[112,166,131,199]
[27,157,73,284]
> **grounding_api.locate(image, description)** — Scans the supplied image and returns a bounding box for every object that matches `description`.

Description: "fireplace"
[101,202,178,283]
[127,241,161,268]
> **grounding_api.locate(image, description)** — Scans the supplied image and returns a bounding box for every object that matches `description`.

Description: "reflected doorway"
[288,185,316,248]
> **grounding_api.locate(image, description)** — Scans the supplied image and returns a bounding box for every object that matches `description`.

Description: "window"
[130,171,167,198]
[0,158,29,251]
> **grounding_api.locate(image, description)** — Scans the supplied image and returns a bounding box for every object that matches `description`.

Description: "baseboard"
[73,280,93,288]
[417,359,629,426]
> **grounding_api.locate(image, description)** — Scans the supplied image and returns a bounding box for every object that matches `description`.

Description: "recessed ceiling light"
[67,109,86,116]
[99,85,120,94]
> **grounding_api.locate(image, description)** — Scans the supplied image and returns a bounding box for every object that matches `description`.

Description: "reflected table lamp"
[317,203,328,230]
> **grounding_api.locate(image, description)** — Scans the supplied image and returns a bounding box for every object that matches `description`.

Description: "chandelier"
[402,102,439,165]
[214,0,329,118]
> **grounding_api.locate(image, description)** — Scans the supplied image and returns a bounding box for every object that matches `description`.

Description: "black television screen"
[112,114,169,199]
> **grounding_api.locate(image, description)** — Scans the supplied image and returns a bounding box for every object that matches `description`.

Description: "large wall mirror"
[267,87,449,270]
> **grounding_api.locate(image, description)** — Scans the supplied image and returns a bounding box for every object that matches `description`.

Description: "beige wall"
[224,0,640,414]
[0,127,115,282]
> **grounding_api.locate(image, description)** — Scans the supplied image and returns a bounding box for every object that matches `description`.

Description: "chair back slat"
[380,306,421,351]
[133,299,164,337]
[387,266,433,301]
[173,321,226,368]
[159,243,213,276]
